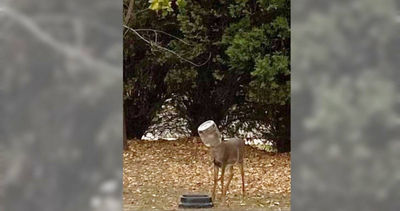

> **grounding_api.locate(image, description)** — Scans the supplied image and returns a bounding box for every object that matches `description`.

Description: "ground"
[123,138,291,210]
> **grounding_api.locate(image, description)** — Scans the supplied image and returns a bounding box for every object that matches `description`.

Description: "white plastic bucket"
[197,120,221,147]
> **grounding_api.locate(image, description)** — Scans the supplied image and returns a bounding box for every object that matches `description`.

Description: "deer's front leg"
[212,165,218,201]
[224,165,234,197]
[220,164,226,204]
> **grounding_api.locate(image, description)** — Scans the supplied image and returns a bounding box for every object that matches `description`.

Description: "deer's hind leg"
[239,162,245,198]
[224,165,234,199]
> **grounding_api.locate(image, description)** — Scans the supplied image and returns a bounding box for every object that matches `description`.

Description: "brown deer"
[198,121,245,204]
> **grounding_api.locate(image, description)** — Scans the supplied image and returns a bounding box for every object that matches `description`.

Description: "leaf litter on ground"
[123,137,291,210]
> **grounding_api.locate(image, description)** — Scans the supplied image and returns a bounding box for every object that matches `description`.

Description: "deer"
[198,120,245,204]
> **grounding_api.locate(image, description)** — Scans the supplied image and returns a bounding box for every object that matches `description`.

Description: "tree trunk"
[276,137,290,153]
[275,104,291,153]
[124,0,135,25]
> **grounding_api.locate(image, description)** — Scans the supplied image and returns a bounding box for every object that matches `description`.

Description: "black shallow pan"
[179,194,213,208]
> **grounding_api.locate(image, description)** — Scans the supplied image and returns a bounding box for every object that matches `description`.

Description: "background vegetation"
[123,0,290,152]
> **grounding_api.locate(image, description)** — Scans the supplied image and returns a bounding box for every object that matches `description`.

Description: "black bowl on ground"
[179,194,213,208]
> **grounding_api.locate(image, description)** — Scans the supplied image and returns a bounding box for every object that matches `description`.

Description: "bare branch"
[134,29,191,46]
[123,25,211,67]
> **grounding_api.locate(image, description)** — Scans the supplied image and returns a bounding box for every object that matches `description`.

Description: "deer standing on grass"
[198,120,245,204]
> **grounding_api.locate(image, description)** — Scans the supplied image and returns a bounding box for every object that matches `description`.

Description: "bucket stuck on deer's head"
[198,120,221,147]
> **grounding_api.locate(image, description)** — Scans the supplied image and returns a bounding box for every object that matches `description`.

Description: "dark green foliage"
[165,0,247,135]
[221,0,291,152]
[124,0,290,152]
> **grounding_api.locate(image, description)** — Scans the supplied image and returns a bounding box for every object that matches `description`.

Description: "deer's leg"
[239,162,245,198]
[212,165,218,201]
[224,166,234,198]
[220,165,226,203]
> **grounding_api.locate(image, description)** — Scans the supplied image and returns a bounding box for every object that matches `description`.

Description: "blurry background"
[0,0,122,210]
[292,0,400,210]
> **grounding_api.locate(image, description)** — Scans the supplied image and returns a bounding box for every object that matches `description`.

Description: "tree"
[165,0,251,135]
[123,0,180,139]
[222,0,291,152]
[165,0,291,151]
[125,0,291,153]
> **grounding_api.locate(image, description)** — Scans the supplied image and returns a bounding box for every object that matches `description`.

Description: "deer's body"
[210,138,245,203]
[212,138,244,167]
